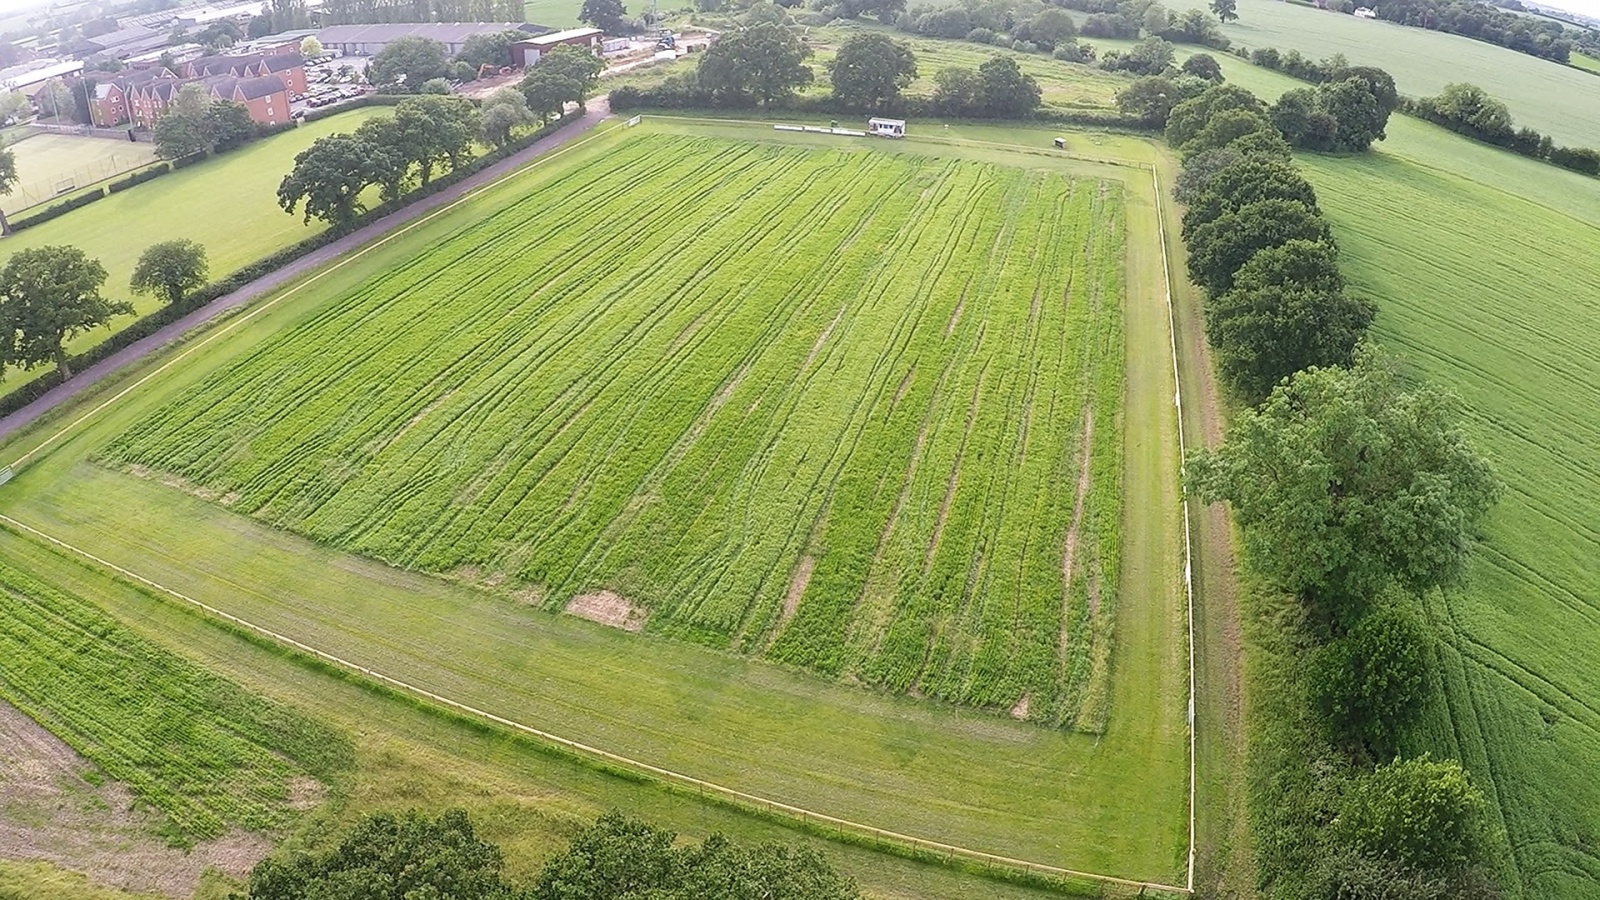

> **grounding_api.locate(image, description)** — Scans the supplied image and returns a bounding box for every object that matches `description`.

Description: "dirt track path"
[0,98,613,445]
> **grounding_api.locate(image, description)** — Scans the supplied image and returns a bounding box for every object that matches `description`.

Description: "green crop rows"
[1295,150,1600,899]
[0,558,352,846]
[102,134,1127,728]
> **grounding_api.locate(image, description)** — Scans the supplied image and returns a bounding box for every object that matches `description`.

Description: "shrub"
[107,162,173,193]
[1307,604,1433,756]
[1334,755,1492,873]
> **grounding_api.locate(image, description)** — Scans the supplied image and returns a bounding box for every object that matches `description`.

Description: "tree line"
[238,808,860,899]
[1118,59,1397,153]
[317,0,524,26]
[280,48,600,227]
[610,26,1045,118]
[1404,82,1600,176]
[892,0,1229,64]
[1242,46,1600,175]
[1166,81,1506,899]
[1365,0,1579,63]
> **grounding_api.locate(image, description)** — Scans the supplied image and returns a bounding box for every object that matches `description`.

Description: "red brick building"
[86,52,303,128]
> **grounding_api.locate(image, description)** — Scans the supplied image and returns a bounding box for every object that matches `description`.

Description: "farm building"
[70,24,172,60]
[510,28,604,66]
[315,22,549,58]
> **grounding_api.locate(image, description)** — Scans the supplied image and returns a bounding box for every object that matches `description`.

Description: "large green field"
[524,0,582,26]
[0,120,1190,893]
[1292,148,1600,900]
[1221,0,1600,146]
[0,108,389,393]
[102,133,1127,726]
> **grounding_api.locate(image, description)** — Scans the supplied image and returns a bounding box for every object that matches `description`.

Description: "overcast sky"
[1543,0,1600,19]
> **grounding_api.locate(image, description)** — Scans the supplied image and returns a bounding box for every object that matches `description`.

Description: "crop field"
[102,133,1127,727]
[1222,0,1600,146]
[0,107,390,396]
[0,559,351,846]
[1296,149,1600,898]
[0,121,1189,887]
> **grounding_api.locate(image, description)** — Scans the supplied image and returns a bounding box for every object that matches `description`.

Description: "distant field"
[626,26,1130,113]
[1296,130,1600,900]
[524,0,582,27]
[1573,51,1600,73]
[1221,0,1600,146]
[0,133,158,213]
[103,133,1128,727]
[0,108,389,394]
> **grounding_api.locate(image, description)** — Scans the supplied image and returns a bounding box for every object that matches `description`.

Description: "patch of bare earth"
[0,700,273,898]
[564,591,647,632]
[1010,692,1030,721]
[1058,409,1096,657]
[773,556,816,634]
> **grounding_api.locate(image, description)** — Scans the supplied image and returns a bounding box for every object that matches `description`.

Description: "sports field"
[1222,0,1600,146]
[0,108,389,393]
[0,120,1190,892]
[0,133,159,213]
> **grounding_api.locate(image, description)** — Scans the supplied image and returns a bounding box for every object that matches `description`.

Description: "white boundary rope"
[1150,166,1198,893]
[0,512,1189,896]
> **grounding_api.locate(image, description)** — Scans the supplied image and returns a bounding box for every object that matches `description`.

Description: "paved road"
[0,99,614,445]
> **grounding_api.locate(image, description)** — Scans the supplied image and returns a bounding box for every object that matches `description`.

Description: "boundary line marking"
[6,118,629,472]
[1151,165,1198,893]
[0,512,1189,897]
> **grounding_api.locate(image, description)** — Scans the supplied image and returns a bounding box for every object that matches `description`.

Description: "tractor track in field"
[0,99,613,446]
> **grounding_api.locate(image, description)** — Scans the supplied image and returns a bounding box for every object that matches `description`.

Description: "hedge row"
[609,82,1153,130]
[1236,42,1600,178]
[298,93,405,123]
[0,113,580,420]
[107,162,173,193]
[10,188,108,232]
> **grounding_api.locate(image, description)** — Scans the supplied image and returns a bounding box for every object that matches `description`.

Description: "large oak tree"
[1187,350,1500,629]
[0,246,133,378]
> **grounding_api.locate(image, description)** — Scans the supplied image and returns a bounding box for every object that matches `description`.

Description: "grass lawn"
[1220,0,1600,146]
[0,133,159,214]
[0,108,390,395]
[524,0,583,27]
[0,118,1190,893]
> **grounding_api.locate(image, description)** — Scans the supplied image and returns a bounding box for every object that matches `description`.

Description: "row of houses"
[88,49,308,129]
